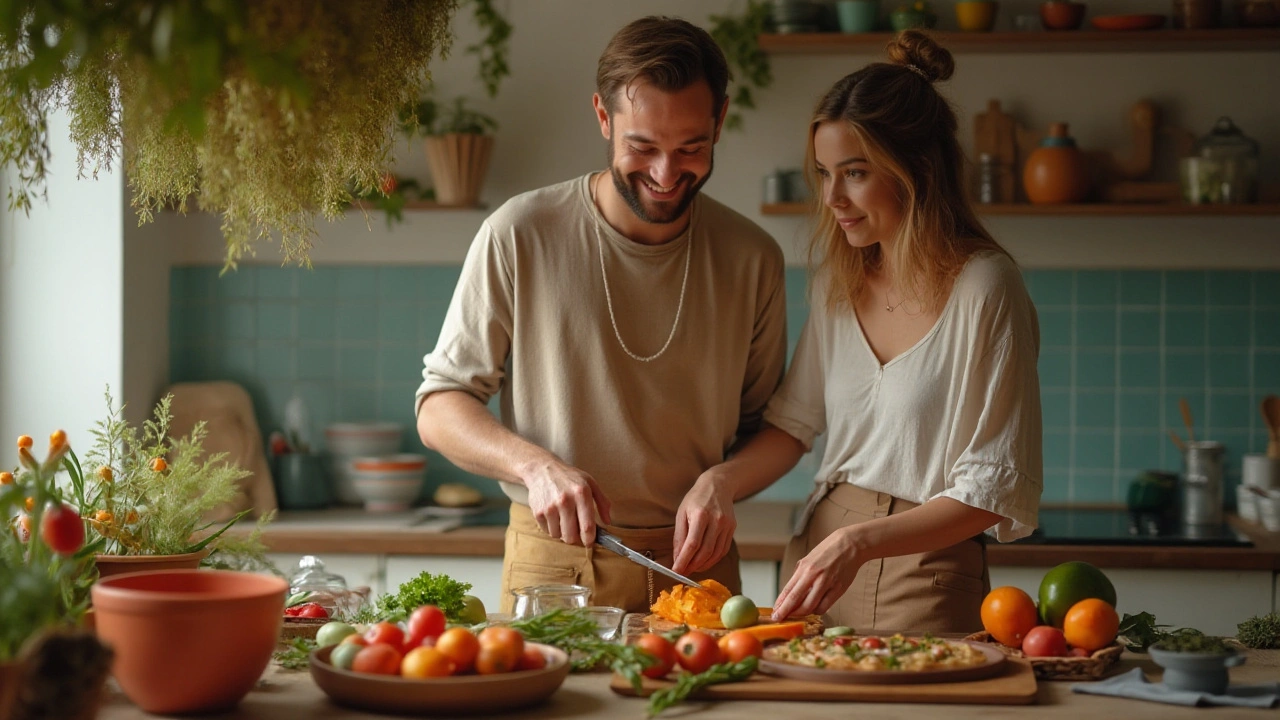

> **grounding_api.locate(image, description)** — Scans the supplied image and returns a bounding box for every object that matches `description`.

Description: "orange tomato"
[0,471,13,485]
[401,646,455,678]
[16,435,32,449]
[352,643,402,675]
[340,633,369,647]
[475,644,521,675]
[980,586,1039,649]
[97,466,113,483]
[1062,598,1120,652]
[517,646,547,671]
[435,627,480,673]
[48,429,66,449]
[150,457,167,472]
[717,630,764,663]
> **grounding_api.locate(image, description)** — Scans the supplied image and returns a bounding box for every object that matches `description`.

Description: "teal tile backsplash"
[170,266,1280,507]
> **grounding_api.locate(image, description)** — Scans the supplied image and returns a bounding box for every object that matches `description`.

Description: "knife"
[594,529,703,589]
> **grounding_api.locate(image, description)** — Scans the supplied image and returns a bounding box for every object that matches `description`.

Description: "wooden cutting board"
[641,609,823,638]
[610,658,1037,705]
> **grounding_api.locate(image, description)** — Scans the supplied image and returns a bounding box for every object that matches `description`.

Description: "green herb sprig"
[646,657,758,717]
[1118,612,1206,652]
[273,637,316,671]
[508,609,655,689]
[1236,612,1280,650]
[377,571,472,622]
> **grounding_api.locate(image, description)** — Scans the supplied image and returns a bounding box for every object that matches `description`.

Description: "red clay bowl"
[91,569,287,714]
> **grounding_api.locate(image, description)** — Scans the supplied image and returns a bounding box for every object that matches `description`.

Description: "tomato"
[351,643,402,675]
[675,631,722,674]
[478,627,524,654]
[1022,626,1068,657]
[435,627,480,673]
[316,622,358,648]
[363,621,405,649]
[717,630,764,663]
[379,172,398,195]
[475,644,521,675]
[406,605,447,648]
[634,633,676,679]
[859,636,885,650]
[1068,646,1092,657]
[330,642,363,671]
[286,602,329,619]
[401,646,455,678]
[341,633,369,647]
[517,646,547,671]
[40,503,84,555]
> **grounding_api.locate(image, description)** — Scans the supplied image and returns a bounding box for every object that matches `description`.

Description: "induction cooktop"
[1016,508,1253,548]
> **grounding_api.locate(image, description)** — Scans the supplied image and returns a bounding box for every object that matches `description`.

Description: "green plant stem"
[647,657,758,716]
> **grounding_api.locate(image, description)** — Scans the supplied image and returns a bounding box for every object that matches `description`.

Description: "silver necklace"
[591,173,692,362]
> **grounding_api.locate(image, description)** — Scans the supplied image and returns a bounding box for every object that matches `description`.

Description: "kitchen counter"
[98,650,1280,719]
[234,502,1280,571]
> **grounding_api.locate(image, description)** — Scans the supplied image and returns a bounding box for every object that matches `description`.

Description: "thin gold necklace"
[591,172,692,362]
[885,292,908,312]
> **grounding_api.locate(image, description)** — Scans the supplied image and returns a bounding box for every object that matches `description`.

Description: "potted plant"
[403,0,511,207]
[708,0,775,131]
[1,433,113,720]
[68,391,271,578]
[1147,633,1244,695]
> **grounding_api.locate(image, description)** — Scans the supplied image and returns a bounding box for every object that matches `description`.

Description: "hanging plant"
[708,0,774,131]
[0,0,460,268]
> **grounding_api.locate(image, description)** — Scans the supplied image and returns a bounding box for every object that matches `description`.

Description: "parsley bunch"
[376,571,472,622]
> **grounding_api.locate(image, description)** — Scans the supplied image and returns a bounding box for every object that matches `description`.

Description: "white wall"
[0,107,125,456]
[172,0,1280,269]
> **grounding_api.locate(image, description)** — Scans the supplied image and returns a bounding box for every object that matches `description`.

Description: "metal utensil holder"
[1182,441,1225,526]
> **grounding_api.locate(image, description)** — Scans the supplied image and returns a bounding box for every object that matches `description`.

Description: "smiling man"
[414,16,787,614]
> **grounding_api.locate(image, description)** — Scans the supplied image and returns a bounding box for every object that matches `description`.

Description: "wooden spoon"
[1179,397,1196,444]
[1167,429,1187,456]
[1261,395,1280,459]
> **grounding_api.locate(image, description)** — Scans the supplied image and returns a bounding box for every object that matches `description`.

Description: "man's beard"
[607,140,713,225]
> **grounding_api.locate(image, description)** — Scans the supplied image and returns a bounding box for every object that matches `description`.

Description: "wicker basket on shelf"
[964,631,1123,681]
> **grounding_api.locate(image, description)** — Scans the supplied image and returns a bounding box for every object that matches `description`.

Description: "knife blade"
[594,529,703,589]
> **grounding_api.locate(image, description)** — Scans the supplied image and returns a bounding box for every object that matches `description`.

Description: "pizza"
[763,633,991,672]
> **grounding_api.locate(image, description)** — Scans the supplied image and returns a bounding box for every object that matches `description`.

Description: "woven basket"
[964,631,1123,681]
[280,617,328,644]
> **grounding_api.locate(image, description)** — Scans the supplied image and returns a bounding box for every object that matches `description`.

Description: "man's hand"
[770,527,862,621]
[671,470,737,575]
[522,460,612,546]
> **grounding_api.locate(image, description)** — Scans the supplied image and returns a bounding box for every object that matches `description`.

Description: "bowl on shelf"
[1040,1,1087,30]
[90,569,288,715]
[1090,14,1167,30]
[956,1,1000,31]
[351,454,427,512]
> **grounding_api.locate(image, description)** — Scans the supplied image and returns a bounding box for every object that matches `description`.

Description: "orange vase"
[1023,122,1091,204]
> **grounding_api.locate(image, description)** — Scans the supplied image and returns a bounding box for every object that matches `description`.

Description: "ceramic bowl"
[91,569,287,714]
[325,423,404,504]
[1040,1,1086,29]
[1149,645,1245,695]
[309,642,570,715]
[956,1,999,31]
[351,454,427,512]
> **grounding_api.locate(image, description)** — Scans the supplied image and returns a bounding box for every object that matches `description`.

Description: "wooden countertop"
[98,650,1280,719]
[234,502,1280,571]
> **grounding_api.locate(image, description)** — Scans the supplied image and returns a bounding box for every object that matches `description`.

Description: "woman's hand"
[522,460,612,546]
[672,470,737,575]
[771,527,863,621]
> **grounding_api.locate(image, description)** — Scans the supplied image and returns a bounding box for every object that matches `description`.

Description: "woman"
[674,31,1041,633]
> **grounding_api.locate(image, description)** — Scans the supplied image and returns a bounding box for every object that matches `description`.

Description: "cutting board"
[610,658,1038,705]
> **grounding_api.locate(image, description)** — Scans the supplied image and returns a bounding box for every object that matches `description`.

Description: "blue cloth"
[1073,668,1280,708]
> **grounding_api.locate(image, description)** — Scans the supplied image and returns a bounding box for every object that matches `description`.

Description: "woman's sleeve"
[762,309,828,451]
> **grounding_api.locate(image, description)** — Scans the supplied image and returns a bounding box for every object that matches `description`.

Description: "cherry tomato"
[717,630,764,663]
[288,602,329,619]
[40,503,84,555]
[401,646,455,678]
[435,627,480,673]
[859,636,885,650]
[363,621,405,649]
[1022,626,1068,658]
[517,646,547,671]
[406,605,448,648]
[475,644,521,675]
[634,633,676,679]
[675,631,723,675]
[340,633,369,647]
[351,643,402,675]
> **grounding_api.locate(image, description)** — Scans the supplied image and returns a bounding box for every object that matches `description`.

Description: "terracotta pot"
[93,548,209,579]
[91,569,287,715]
[2,630,112,720]
[1023,122,1091,204]
[424,133,494,206]
[0,659,22,719]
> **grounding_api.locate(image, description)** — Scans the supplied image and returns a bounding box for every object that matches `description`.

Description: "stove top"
[1016,508,1253,548]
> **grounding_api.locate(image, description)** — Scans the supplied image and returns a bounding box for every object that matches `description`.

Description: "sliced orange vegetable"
[650,579,733,627]
[737,621,807,643]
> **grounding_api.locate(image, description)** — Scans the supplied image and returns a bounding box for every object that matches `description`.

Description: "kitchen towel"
[1073,668,1280,708]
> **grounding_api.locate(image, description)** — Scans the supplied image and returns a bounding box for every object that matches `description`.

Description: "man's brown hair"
[596,16,730,117]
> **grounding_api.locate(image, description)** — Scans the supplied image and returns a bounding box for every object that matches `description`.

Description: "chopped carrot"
[738,621,807,643]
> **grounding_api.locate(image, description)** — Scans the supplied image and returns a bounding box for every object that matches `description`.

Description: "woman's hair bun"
[885,30,954,83]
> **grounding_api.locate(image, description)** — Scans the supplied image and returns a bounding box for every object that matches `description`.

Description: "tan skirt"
[781,483,989,634]
[501,502,741,615]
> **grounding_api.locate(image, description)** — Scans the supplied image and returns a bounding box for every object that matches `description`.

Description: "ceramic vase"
[1023,122,1091,204]
[424,133,494,206]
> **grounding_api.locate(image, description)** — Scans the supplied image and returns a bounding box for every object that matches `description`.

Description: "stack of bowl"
[324,423,403,505]
[350,454,428,512]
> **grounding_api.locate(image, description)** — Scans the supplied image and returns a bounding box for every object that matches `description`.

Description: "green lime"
[1038,561,1117,628]
[720,595,759,630]
[315,621,357,648]
[458,594,487,625]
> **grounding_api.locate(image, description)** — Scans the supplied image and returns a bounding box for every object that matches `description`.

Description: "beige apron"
[782,481,989,634]
[501,502,742,614]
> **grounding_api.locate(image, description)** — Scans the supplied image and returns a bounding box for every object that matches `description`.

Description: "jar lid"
[1196,117,1259,160]
[288,555,349,596]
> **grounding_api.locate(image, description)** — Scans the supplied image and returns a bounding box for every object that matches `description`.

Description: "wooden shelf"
[759,28,1280,54]
[350,200,486,211]
[761,202,1280,216]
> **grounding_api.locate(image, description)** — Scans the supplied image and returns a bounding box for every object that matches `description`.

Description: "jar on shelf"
[1022,122,1091,205]
[975,153,1010,204]
[1180,116,1260,204]
[1172,0,1222,28]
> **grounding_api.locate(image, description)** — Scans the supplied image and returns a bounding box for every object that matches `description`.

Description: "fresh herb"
[509,609,654,689]
[273,637,316,671]
[377,572,472,622]
[813,657,825,668]
[1237,612,1280,650]
[882,655,901,669]
[1117,612,1206,653]
[285,591,312,609]
[646,657,758,717]
[346,604,381,625]
[1153,634,1231,654]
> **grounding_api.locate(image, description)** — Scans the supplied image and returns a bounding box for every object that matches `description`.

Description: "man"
[415,16,786,613]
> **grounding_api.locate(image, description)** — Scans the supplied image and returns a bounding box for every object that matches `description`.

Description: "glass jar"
[288,555,358,616]
[509,584,590,620]
[1185,117,1260,204]
[976,153,1009,204]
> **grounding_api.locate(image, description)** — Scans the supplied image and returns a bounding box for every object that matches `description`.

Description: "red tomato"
[40,503,84,555]
[517,646,547,671]
[340,634,368,647]
[363,621,405,649]
[1022,626,1069,657]
[287,602,328,619]
[475,644,521,675]
[406,605,447,648]
[859,636,885,650]
[717,631,764,663]
[351,643,402,675]
[379,172,398,195]
[675,631,723,674]
[1068,646,1092,657]
[634,633,676,679]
